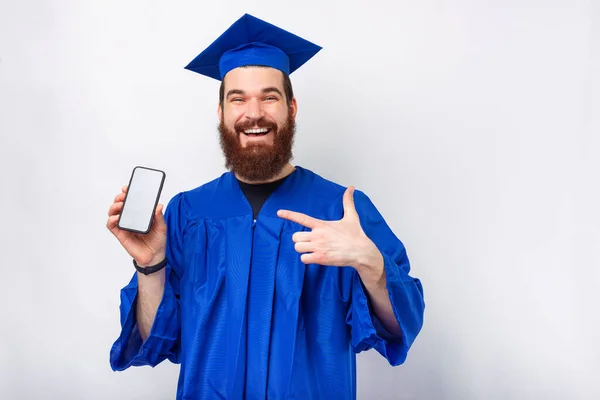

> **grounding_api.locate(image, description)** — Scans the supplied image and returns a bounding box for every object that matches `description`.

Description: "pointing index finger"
[277,209,321,229]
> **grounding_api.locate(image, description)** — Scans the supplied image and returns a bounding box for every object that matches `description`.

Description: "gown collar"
[227,166,304,219]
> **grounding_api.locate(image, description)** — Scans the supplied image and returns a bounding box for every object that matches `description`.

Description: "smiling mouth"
[242,128,272,137]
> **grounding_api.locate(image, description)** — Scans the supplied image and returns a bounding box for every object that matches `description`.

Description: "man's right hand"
[106,186,167,267]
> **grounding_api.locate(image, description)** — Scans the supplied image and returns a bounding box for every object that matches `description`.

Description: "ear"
[289,97,298,119]
[218,103,223,121]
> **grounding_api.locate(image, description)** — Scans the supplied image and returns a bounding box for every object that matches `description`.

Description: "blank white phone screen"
[119,167,164,233]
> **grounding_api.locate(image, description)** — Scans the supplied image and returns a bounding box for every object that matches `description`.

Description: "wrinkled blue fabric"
[110,166,425,399]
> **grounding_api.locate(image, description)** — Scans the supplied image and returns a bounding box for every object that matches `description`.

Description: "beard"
[218,111,296,182]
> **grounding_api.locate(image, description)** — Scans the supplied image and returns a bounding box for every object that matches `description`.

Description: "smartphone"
[117,166,166,234]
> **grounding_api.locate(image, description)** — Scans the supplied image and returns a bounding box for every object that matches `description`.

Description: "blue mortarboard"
[185,14,322,81]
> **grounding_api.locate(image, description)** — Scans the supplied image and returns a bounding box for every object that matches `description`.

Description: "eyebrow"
[226,89,245,98]
[226,87,284,99]
[261,87,283,97]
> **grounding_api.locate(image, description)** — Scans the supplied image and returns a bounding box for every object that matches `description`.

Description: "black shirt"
[237,175,289,219]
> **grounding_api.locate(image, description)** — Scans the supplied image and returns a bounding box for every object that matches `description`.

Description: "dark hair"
[219,65,294,109]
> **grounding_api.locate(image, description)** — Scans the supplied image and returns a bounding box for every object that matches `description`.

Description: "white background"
[1,1,598,399]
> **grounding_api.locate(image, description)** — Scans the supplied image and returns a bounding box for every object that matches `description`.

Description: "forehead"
[223,66,284,92]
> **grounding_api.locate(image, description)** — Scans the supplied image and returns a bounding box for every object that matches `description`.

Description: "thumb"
[154,204,166,226]
[342,186,359,220]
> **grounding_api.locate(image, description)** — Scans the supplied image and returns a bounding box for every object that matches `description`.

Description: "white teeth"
[244,128,269,134]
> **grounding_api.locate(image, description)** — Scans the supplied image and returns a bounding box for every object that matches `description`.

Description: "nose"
[245,98,263,121]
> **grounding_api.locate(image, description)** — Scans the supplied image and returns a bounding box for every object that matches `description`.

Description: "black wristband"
[133,257,167,275]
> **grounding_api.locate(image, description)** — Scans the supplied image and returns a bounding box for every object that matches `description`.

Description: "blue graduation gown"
[110,166,425,399]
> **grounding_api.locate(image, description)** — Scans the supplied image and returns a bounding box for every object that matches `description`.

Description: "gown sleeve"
[346,190,425,366]
[109,192,187,370]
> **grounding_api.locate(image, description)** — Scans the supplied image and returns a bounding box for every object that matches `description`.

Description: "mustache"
[234,117,278,133]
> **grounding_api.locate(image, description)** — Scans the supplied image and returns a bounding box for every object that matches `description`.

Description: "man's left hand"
[277,186,382,270]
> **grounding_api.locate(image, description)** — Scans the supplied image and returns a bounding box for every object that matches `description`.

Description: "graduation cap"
[185,14,322,81]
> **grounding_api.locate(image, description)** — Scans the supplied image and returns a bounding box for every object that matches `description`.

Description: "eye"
[264,96,278,101]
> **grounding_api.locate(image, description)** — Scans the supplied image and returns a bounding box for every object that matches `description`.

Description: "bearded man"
[106,13,425,400]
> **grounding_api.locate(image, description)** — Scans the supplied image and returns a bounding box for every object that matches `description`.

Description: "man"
[106,14,425,399]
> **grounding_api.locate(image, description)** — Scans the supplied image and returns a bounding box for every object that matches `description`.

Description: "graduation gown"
[110,166,425,399]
